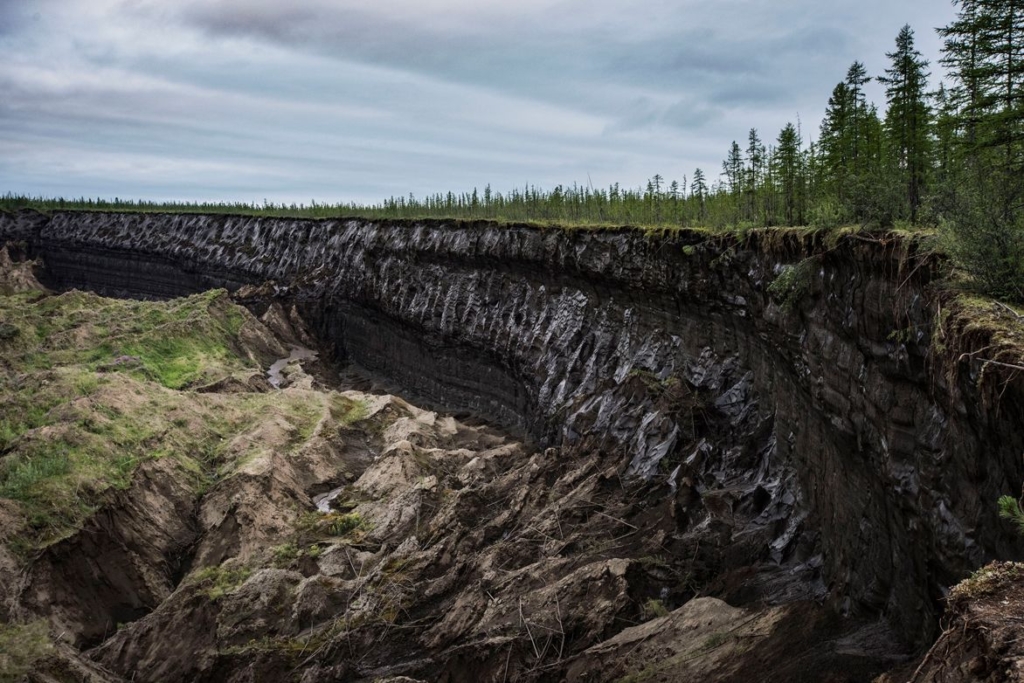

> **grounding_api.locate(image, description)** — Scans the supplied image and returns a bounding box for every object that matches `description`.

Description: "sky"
[0,0,958,205]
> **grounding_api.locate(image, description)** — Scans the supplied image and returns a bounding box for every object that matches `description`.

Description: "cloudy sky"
[0,0,956,205]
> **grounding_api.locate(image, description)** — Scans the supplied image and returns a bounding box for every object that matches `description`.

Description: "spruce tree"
[938,0,1024,300]
[934,83,958,184]
[721,141,744,223]
[774,123,805,225]
[746,128,766,222]
[939,0,994,150]
[690,168,708,222]
[722,142,744,196]
[979,0,1024,186]
[879,25,932,221]
[819,82,854,204]
[846,61,872,173]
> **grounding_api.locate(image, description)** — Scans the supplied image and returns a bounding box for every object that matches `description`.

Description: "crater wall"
[3,209,1022,647]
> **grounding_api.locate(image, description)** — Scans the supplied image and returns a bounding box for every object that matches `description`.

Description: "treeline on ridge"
[3,2,1023,300]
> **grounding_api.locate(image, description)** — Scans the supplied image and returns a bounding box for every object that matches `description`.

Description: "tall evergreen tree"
[934,83,958,183]
[846,61,872,174]
[774,123,805,225]
[939,0,1024,202]
[722,141,744,197]
[879,25,932,220]
[691,168,708,222]
[819,82,854,202]
[937,0,1024,300]
[939,0,996,150]
[979,0,1024,180]
[746,128,766,221]
[816,62,891,222]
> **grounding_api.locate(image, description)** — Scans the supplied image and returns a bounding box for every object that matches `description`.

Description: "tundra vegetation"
[0,285,337,551]
[5,7,1024,300]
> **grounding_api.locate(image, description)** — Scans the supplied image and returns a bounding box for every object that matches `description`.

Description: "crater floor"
[0,248,920,682]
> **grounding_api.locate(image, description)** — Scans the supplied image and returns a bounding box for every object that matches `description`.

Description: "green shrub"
[191,564,252,599]
[272,543,300,567]
[0,447,71,500]
[296,510,366,539]
[807,196,847,230]
[328,512,365,536]
[942,211,1024,303]
[998,495,1024,535]
[938,169,1024,303]
[642,598,670,620]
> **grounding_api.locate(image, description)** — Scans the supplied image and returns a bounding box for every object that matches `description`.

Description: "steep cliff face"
[2,209,1022,651]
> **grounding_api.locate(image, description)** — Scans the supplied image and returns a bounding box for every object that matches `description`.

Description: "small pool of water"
[313,486,346,513]
[267,346,318,389]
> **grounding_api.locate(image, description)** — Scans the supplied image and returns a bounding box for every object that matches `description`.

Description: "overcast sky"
[0,0,957,205]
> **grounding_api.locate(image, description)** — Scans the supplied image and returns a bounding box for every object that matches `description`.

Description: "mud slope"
[2,211,1024,680]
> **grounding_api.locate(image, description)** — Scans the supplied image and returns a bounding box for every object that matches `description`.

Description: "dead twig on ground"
[593,510,638,530]
[519,597,541,659]
[995,301,1024,321]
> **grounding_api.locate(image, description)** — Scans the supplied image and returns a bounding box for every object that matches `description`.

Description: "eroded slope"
[3,209,1023,646]
[3,212,1024,681]
[0,249,919,683]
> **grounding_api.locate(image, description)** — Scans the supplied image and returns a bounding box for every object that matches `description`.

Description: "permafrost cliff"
[2,209,1023,680]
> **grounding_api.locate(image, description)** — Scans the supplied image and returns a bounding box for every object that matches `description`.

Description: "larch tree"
[978,0,1024,191]
[846,61,872,175]
[819,82,854,203]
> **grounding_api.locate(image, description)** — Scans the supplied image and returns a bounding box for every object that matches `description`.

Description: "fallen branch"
[908,627,954,683]
[502,642,513,683]
[593,510,638,530]
[555,596,566,662]
[519,597,541,659]
[977,358,1024,373]
[994,301,1024,321]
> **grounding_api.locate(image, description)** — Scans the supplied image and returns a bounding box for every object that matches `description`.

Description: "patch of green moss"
[767,257,819,309]
[0,286,264,549]
[295,510,368,543]
[642,598,670,620]
[933,294,1024,399]
[0,620,53,681]
[951,562,1024,601]
[330,395,370,426]
[190,564,252,600]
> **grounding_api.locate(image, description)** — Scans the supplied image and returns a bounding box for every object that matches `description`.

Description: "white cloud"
[0,0,958,204]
